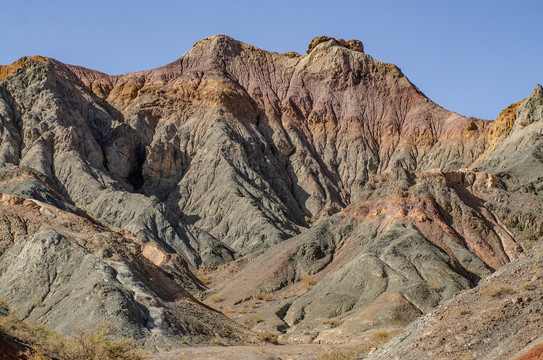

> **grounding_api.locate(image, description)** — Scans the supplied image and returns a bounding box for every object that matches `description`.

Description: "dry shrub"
[522,281,537,291]
[32,301,43,309]
[280,289,297,300]
[318,346,364,360]
[66,323,145,360]
[197,275,211,286]
[24,348,50,360]
[371,331,395,343]
[0,312,66,355]
[206,293,224,303]
[0,313,145,360]
[354,330,399,355]
[249,314,264,325]
[222,307,233,316]
[483,284,516,298]
[256,330,279,344]
[426,278,442,292]
[253,292,271,301]
[301,274,317,290]
[212,337,224,346]
[452,308,471,319]
[237,306,248,314]
[322,318,343,328]
[0,298,10,312]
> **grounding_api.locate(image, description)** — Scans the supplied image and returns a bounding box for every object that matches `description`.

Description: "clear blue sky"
[2,0,542,120]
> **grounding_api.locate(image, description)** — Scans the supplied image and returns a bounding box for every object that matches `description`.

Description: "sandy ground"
[147,344,331,360]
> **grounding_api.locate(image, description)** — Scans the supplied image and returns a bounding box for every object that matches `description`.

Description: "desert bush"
[24,348,50,360]
[65,323,145,360]
[32,301,43,309]
[0,298,10,312]
[304,216,317,227]
[451,308,471,319]
[426,278,442,292]
[353,330,399,355]
[482,284,516,298]
[206,293,224,303]
[280,289,297,299]
[212,337,224,346]
[0,314,145,360]
[371,331,395,343]
[222,307,233,316]
[256,330,279,344]
[253,292,271,301]
[197,275,211,286]
[322,318,343,328]
[301,274,317,290]
[318,346,364,360]
[249,314,264,325]
[522,281,537,291]
[0,312,66,355]
[237,306,248,314]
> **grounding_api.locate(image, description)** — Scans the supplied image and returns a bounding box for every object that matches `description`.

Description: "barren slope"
[1,36,542,356]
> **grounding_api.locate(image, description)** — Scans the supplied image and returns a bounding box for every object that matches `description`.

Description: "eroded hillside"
[0,35,542,357]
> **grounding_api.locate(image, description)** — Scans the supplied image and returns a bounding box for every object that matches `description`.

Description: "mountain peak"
[306,36,364,54]
[0,55,49,82]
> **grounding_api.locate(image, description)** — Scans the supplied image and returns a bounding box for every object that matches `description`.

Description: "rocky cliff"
[0,35,541,355]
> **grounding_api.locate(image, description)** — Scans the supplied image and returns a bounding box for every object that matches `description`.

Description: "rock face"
[477,84,543,192]
[0,35,489,267]
[0,191,252,349]
[1,35,542,353]
[367,241,543,360]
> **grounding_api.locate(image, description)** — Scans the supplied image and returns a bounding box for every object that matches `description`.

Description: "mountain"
[0,35,541,356]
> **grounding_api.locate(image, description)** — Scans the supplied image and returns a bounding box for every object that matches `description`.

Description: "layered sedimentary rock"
[1,35,542,352]
[0,35,490,267]
[0,189,251,349]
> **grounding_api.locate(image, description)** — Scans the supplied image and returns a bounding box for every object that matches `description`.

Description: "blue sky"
[2,0,542,120]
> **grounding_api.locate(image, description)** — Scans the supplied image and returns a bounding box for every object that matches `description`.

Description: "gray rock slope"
[0,191,252,349]
[0,36,490,269]
[0,35,541,351]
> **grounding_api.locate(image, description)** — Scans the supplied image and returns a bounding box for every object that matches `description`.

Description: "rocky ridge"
[1,35,542,356]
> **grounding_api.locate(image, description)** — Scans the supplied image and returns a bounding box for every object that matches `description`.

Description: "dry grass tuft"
[222,307,234,317]
[197,275,211,286]
[318,346,365,360]
[370,331,396,343]
[206,293,224,303]
[237,306,248,314]
[322,318,343,328]
[0,298,10,312]
[451,308,471,319]
[253,292,272,301]
[212,337,224,346]
[255,330,279,344]
[249,314,264,326]
[280,289,298,299]
[482,284,516,298]
[0,311,145,360]
[521,281,537,291]
[301,274,317,290]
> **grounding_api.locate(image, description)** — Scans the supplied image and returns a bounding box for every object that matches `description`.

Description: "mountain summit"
[0,36,542,357]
